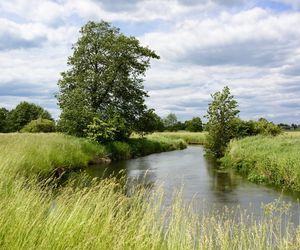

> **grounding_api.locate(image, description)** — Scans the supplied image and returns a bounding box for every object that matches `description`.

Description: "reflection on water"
[85,146,300,223]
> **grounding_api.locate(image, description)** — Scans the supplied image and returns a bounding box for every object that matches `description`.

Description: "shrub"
[232,118,282,139]
[21,119,56,133]
[255,118,282,136]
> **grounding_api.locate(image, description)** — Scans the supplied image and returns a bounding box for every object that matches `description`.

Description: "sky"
[1,0,300,123]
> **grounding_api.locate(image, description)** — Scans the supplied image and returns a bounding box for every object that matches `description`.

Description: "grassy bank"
[222,132,300,192]
[148,132,208,145]
[0,133,186,178]
[1,133,300,249]
[0,174,298,249]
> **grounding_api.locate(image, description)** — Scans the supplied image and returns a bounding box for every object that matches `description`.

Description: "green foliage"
[255,118,282,136]
[185,117,203,132]
[0,107,9,132]
[233,118,282,138]
[0,133,105,177]
[232,118,257,138]
[6,101,52,132]
[20,119,56,133]
[57,20,159,137]
[222,132,300,191]
[162,113,178,130]
[135,109,164,135]
[206,86,239,157]
[149,132,208,145]
[85,115,131,143]
[85,117,117,143]
[106,141,132,160]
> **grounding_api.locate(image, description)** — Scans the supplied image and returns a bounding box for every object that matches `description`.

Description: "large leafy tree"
[7,102,52,132]
[206,86,239,157]
[57,21,160,137]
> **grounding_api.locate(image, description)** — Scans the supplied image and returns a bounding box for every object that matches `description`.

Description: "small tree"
[206,86,239,157]
[185,117,203,132]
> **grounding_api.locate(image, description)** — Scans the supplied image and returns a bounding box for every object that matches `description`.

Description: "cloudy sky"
[1,0,300,123]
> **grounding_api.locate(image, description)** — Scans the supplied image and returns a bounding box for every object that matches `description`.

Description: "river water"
[85,146,300,223]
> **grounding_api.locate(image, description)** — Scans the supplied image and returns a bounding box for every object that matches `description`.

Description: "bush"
[255,118,282,136]
[232,118,282,138]
[21,119,56,133]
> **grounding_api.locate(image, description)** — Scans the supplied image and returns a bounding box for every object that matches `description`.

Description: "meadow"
[148,131,208,145]
[222,131,300,192]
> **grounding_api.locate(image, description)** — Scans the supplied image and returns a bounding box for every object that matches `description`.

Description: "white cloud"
[141,8,300,67]
[1,0,300,122]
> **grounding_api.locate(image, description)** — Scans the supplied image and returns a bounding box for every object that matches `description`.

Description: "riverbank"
[1,133,300,249]
[148,131,208,145]
[0,133,186,178]
[222,132,300,192]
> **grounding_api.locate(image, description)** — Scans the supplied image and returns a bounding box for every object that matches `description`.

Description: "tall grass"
[1,133,300,249]
[107,137,186,161]
[0,174,299,249]
[0,133,105,177]
[148,132,208,145]
[0,133,186,178]
[222,132,300,192]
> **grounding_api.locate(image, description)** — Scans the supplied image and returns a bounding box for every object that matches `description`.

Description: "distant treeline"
[277,123,300,130]
[0,101,55,133]
[160,113,203,132]
[1,100,294,136]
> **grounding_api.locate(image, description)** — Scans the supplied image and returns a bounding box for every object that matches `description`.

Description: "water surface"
[85,146,300,222]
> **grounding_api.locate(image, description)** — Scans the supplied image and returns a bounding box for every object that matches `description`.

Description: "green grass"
[0,174,299,249]
[0,133,186,178]
[0,133,105,178]
[1,132,300,249]
[222,132,300,192]
[148,132,208,145]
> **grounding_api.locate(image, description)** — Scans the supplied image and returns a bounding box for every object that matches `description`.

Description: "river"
[85,146,300,223]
